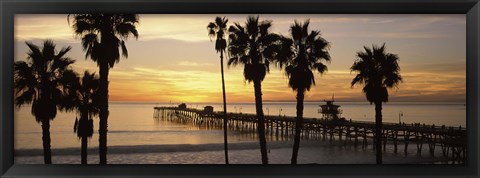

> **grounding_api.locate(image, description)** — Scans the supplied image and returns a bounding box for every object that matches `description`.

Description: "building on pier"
[178,103,187,109]
[318,95,343,120]
[204,106,214,113]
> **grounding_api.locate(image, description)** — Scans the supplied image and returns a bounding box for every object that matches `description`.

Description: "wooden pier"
[153,106,466,164]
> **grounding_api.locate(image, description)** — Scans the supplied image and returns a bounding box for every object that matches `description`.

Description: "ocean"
[14,101,466,164]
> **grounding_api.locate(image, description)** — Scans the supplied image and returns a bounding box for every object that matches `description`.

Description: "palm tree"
[70,14,139,164]
[227,16,281,164]
[350,43,402,164]
[61,71,100,164]
[14,40,77,164]
[207,16,230,164]
[277,20,331,164]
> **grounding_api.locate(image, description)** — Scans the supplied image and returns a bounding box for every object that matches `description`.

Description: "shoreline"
[15,140,450,164]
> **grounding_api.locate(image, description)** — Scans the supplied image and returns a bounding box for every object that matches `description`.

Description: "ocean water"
[14,101,466,164]
[198,101,466,126]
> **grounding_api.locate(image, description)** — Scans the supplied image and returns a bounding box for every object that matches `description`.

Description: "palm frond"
[15,40,77,122]
[313,63,328,74]
[41,40,56,62]
[207,22,217,40]
[278,19,331,92]
[227,16,282,84]
[14,61,38,94]
[25,41,44,70]
[73,20,94,35]
[55,46,72,60]
[121,14,139,23]
[15,88,35,107]
[51,57,75,72]
[351,43,402,103]
[115,23,139,39]
[71,13,139,68]
[246,16,259,37]
[120,40,128,58]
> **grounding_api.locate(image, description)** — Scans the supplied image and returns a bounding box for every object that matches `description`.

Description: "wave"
[14,140,344,156]
[108,130,223,135]
[108,130,187,134]
[17,130,212,134]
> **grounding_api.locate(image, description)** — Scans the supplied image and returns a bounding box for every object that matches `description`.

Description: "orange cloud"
[14,14,466,103]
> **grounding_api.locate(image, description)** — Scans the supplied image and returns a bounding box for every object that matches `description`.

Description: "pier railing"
[153,106,466,164]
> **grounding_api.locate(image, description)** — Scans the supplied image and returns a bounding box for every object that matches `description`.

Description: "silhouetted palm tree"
[227,16,281,164]
[277,20,331,164]
[70,14,139,164]
[350,43,402,164]
[207,16,230,164]
[61,71,99,164]
[14,40,77,164]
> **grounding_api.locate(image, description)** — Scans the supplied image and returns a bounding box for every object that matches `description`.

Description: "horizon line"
[108,100,466,104]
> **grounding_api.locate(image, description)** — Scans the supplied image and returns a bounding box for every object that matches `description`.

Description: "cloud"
[402,62,466,74]
[15,15,76,43]
[177,61,213,67]
[371,19,396,24]
[103,60,466,103]
[14,14,466,103]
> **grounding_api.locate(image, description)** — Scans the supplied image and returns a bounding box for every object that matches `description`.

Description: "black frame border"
[1,0,479,177]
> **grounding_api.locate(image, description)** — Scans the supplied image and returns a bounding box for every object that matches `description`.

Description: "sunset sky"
[14,14,466,103]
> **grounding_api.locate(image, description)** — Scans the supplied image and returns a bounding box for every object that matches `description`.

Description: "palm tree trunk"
[41,119,52,164]
[374,101,383,164]
[99,61,109,164]
[291,89,304,164]
[81,136,88,164]
[80,111,88,164]
[220,50,229,164]
[253,79,268,164]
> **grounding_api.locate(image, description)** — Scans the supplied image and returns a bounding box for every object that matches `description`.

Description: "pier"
[153,106,466,164]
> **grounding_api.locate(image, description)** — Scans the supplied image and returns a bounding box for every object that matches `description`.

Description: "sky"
[14,14,466,103]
